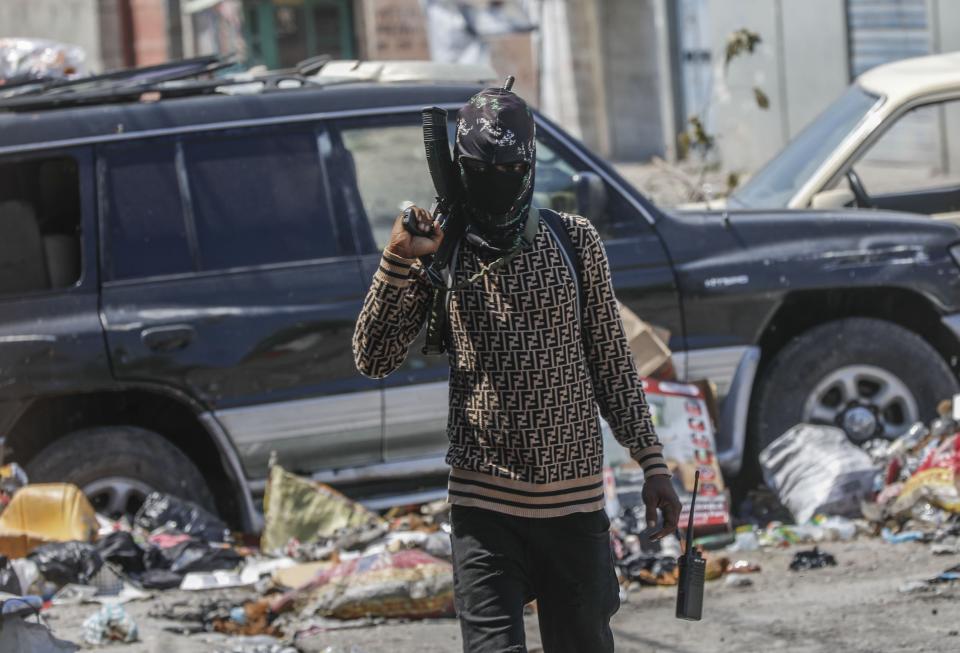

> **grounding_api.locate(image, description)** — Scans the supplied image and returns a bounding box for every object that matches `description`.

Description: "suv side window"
[100,140,194,280]
[0,154,82,295]
[332,119,437,252]
[182,128,336,270]
[330,114,631,253]
[534,129,645,240]
[851,98,960,197]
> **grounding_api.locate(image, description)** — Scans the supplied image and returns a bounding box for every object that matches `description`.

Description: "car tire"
[25,425,216,519]
[748,317,959,468]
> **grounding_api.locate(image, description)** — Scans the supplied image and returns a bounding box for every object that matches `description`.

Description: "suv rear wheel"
[25,426,216,519]
[751,317,959,454]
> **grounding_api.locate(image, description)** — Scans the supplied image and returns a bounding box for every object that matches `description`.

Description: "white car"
[700,51,960,220]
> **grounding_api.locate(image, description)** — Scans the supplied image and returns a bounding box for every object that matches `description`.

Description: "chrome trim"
[246,454,450,493]
[247,479,448,514]
[0,102,465,157]
[716,346,761,475]
[214,387,381,453]
[533,118,657,226]
[672,345,751,397]
[383,382,449,459]
[942,312,960,341]
[359,487,448,511]
[198,412,263,533]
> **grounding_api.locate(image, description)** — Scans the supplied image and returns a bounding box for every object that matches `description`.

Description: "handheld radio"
[675,470,705,621]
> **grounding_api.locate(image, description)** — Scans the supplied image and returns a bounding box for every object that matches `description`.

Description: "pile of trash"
[602,384,960,594]
[749,396,960,549]
[0,38,86,87]
[0,458,456,650]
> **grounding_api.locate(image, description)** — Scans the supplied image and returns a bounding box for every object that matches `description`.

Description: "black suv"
[2,60,960,530]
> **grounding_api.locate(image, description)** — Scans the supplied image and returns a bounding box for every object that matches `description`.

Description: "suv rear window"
[0,155,82,295]
[183,129,335,270]
[101,141,194,281]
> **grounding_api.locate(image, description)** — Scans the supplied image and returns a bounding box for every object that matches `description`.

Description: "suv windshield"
[730,85,882,209]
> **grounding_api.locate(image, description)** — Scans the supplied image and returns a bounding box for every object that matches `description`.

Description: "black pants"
[449,504,621,653]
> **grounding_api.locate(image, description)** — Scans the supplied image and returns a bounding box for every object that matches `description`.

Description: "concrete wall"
[564,0,610,156]
[706,0,849,172]
[599,0,664,160]
[0,0,105,72]
[707,0,784,172]
[781,0,849,137]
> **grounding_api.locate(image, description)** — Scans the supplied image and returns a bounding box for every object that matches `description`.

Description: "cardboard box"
[617,301,673,378]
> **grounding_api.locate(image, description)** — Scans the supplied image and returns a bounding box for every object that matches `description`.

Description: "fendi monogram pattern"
[353,213,668,518]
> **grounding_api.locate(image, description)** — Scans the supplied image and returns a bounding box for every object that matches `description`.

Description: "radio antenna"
[684,470,700,555]
[502,76,515,92]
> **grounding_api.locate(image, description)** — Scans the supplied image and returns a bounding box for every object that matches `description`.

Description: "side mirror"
[572,171,608,218]
[810,188,854,210]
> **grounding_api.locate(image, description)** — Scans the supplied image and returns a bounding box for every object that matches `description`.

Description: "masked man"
[353,85,680,653]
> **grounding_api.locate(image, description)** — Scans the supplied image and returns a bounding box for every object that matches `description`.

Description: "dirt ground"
[40,537,960,653]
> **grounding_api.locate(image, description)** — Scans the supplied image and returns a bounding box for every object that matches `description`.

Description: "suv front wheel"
[25,425,217,520]
[751,317,959,453]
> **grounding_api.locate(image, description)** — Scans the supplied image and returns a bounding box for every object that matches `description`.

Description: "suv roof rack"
[310,60,497,84]
[0,55,496,113]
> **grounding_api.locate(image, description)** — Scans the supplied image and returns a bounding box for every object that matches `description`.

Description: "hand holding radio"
[386,205,443,259]
[641,474,682,541]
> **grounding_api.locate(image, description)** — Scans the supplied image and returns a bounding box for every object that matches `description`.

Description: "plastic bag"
[760,424,878,524]
[95,531,145,574]
[138,569,182,590]
[28,542,102,587]
[891,434,960,516]
[82,604,138,645]
[146,539,242,575]
[261,465,385,554]
[0,38,86,85]
[0,556,21,595]
[134,492,228,542]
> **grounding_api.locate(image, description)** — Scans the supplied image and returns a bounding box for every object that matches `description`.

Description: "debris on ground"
[10,393,960,649]
[81,603,139,645]
[271,548,455,620]
[723,574,753,588]
[789,547,838,571]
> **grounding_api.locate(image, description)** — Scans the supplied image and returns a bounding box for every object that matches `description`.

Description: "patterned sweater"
[352,212,669,518]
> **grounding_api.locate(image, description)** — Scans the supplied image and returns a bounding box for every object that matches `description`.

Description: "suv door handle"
[141,325,196,352]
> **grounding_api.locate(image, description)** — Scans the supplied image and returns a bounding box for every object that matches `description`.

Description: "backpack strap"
[539,208,585,331]
[421,207,585,356]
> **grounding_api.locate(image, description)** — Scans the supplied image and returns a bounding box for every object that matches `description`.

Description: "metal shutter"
[847,0,930,78]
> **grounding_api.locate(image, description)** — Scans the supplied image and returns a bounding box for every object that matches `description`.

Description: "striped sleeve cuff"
[635,445,671,480]
[375,248,419,288]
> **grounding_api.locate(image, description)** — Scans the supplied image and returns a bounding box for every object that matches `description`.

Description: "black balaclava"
[454,87,536,254]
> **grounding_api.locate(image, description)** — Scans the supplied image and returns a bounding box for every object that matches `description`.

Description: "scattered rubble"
[3,383,960,650]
